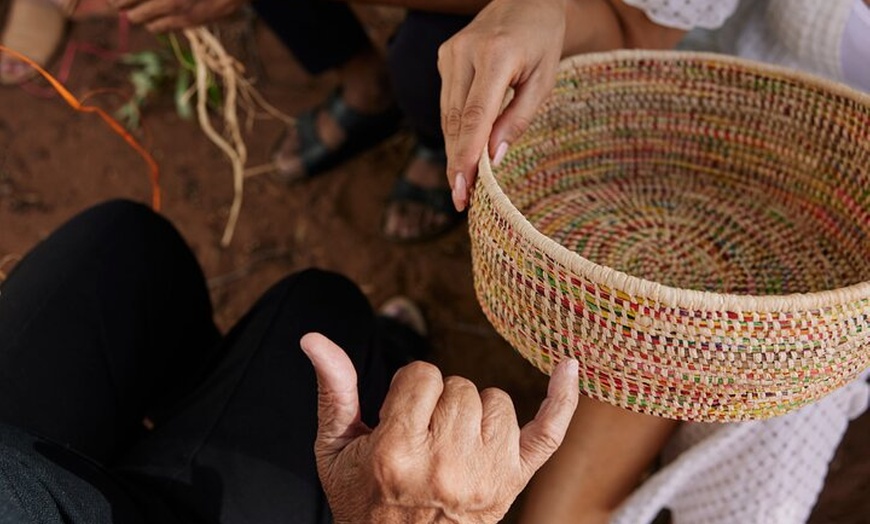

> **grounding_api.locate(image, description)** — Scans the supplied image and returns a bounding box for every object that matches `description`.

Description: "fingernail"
[566,359,578,375]
[492,141,509,167]
[452,173,467,211]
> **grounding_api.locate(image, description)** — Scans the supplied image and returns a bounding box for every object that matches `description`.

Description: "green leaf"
[175,68,193,120]
[130,70,157,101]
[120,51,164,78]
[115,101,141,131]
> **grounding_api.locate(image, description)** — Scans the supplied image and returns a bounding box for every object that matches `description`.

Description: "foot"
[378,296,427,338]
[272,90,400,182]
[272,50,397,181]
[376,295,429,368]
[0,0,73,85]
[382,144,463,242]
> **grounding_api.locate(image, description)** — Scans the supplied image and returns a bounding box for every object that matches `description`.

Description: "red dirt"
[0,12,866,523]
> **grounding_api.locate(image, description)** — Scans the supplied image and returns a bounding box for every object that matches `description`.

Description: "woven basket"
[470,51,870,422]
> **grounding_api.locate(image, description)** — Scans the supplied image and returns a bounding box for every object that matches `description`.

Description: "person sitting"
[0,199,579,523]
[434,1,870,522]
[438,0,870,211]
[110,0,488,242]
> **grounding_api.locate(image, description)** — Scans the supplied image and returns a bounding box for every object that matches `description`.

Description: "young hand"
[438,0,568,212]
[300,332,579,524]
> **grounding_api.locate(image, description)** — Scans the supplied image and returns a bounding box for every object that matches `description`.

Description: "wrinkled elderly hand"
[300,333,579,524]
[438,0,568,212]
[108,0,248,32]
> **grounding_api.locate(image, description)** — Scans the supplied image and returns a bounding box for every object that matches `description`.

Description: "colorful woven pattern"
[469,51,870,421]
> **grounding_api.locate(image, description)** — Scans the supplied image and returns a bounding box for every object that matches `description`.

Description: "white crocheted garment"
[602,2,870,522]
[622,0,739,30]
[612,372,869,523]
[624,0,867,89]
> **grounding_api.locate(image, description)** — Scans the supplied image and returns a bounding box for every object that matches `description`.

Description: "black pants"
[252,0,473,149]
[0,200,422,523]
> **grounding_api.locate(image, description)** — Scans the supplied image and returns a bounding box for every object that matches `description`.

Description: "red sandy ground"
[0,11,866,523]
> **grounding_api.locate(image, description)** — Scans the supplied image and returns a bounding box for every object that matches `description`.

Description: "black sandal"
[381,144,465,243]
[272,88,403,182]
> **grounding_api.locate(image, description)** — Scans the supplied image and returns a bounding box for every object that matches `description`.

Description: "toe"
[271,127,306,180]
[0,58,31,85]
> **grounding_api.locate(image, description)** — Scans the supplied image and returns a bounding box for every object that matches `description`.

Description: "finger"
[489,68,558,167]
[437,41,474,200]
[479,387,519,444]
[447,63,513,212]
[518,358,579,478]
[300,333,369,456]
[146,15,189,33]
[109,0,142,9]
[430,375,482,442]
[378,361,443,438]
[125,0,175,24]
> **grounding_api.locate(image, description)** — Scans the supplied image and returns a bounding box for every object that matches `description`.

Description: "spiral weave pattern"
[470,51,870,421]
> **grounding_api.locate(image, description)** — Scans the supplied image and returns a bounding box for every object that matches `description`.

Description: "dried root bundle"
[182,27,294,247]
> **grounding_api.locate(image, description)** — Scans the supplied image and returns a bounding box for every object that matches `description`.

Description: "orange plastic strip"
[0,45,161,210]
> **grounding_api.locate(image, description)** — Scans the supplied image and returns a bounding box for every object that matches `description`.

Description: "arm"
[109,0,494,32]
[336,0,492,16]
[440,0,685,211]
[300,333,580,523]
[108,0,248,32]
[519,396,678,524]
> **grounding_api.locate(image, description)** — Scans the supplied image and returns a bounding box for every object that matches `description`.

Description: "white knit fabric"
[647,0,857,84]
[842,0,870,90]
[626,0,867,88]
[591,3,870,522]
[612,372,869,523]
[622,0,739,30]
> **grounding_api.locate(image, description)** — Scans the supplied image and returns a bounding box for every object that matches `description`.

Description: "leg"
[389,11,473,151]
[254,0,400,180]
[251,0,370,76]
[117,269,425,524]
[382,11,472,241]
[0,200,220,463]
[519,397,678,524]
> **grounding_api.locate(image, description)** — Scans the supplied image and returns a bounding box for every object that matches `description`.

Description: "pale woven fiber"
[469,50,870,422]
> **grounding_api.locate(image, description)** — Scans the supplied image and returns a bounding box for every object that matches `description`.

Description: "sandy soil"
[0,11,866,523]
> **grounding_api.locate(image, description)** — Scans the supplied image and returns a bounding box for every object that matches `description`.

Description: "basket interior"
[495,56,870,295]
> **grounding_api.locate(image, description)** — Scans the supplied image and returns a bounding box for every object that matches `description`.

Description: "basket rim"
[475,50,870,313]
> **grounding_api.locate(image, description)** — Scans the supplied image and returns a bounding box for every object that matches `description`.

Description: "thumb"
[300,333,370,458]
[518,358,579,478]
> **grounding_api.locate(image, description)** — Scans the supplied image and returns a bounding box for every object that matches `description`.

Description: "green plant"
[114,34,222,131]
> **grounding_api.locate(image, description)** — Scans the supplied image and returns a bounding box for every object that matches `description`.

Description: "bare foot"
[378,296,427,337]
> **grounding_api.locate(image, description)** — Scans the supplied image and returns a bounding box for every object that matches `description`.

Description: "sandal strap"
[413,143,447,165]
[381,143,465,242]
[295,109,330,174]
[388,178,456,217]
[295,88,402,177]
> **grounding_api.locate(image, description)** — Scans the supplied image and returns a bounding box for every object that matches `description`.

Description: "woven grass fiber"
[470,50,870,422]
